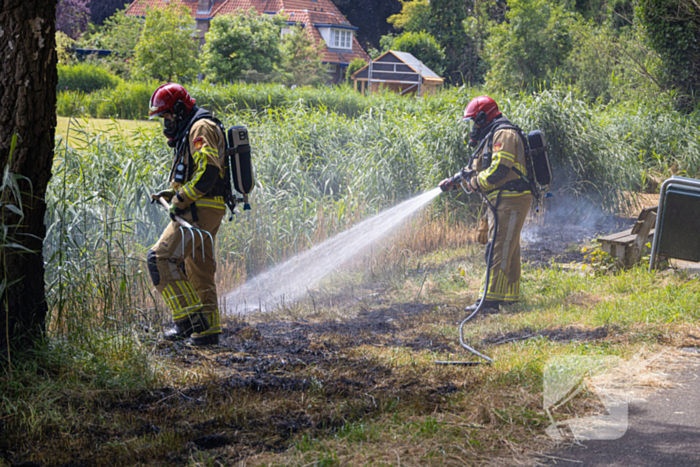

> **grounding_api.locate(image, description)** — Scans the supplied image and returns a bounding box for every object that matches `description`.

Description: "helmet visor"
[149,109,171,119]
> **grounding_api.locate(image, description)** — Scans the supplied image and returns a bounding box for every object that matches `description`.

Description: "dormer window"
[332,29,352,49]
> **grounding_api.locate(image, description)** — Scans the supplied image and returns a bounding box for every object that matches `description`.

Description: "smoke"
[522,193,633,248]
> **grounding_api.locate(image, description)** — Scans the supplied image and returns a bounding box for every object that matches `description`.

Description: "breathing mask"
[468,125,482,147]
[163,118,179,139]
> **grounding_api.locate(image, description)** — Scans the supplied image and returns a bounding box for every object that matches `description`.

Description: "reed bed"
[45,84,700,343]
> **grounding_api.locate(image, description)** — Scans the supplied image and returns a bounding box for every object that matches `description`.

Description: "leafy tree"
[79,8,143,79]
[636,0,700,108]
[387,0,498,84]
[56,0,90,39]
[346,57,368,81]
[484,0,578,91]
[200,9,283,83]
[278,26,328,87]
[101,9,143,57]
[56,31,76,65]
[380,31,446,76]
[331,0,402,49]
[90,0,130,25]
[564,20,661,102]
[134,3,199,82]
[99,9,143,78]
[463,0,498,78]
[429,0,474,84]
[387,0,431,32]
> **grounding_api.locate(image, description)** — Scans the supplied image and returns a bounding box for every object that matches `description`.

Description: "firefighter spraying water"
[437,95,552,364]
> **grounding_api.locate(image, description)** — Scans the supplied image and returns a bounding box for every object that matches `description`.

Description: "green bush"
[346,58,367,82]
[382,31,446,76]
[200,9,284,83]
[57,63,122,93]
[484,0,578,91]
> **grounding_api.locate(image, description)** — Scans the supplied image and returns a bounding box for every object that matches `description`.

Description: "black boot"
[190,333,219,347]
[464,300,501,313]
[163,312,209,342]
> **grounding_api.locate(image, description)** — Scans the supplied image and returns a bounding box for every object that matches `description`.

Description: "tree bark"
[0,1,57,362]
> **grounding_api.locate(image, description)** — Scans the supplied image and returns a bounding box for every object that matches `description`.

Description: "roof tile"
[126,0,368,64]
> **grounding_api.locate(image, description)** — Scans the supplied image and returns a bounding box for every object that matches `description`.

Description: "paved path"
[542,364,700,466]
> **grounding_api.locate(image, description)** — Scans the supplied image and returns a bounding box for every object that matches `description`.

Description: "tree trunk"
[0,1,57,362]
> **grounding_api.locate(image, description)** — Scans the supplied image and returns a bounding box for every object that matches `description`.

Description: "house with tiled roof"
[125,0,369,82]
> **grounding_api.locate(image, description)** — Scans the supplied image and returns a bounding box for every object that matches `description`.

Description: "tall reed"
[44,84,700,343]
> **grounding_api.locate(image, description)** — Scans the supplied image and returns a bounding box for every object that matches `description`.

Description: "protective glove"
[476,216,489,245]
[169,203,184,222]
[439,168,475,192]
[150,187,176,204]
[466,176,480,193]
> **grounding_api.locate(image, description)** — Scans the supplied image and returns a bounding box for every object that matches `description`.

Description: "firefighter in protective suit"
[440,96,533,312]
[147,83,226,346]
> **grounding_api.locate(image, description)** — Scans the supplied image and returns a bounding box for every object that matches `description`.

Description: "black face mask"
[468,125,482,147]
[163,119,179,139]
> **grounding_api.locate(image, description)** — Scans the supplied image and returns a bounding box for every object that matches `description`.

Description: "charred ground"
[4,211,697,467]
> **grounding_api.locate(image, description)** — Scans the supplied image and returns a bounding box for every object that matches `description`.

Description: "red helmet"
[149,83,195,119]
[463,95,501,126]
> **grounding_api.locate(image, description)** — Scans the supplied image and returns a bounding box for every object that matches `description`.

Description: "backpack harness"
[169,113,254,222]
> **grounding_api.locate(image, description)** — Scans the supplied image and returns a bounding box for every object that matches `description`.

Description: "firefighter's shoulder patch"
[193,137,204,149]
[493,142,503,151]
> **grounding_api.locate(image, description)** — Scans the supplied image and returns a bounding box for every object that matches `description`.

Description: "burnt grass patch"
[522,213,633,267]
[2,302,478,466]
[482,326,612,346]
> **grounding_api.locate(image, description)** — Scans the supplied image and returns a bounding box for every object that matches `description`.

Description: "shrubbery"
[200,9,284,82]
[57,80,155,119]
[381,31,446,76]
[57,63,122,93]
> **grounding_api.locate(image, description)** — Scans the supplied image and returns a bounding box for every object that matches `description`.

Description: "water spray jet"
[224,188,442,314]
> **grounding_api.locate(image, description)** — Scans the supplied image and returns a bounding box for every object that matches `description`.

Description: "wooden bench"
[597,206,662,267]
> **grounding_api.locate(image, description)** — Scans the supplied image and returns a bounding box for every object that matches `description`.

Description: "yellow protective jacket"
[469,126,532,202]
[171,118,227,212]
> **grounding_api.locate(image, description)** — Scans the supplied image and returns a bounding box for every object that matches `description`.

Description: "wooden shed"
[351,50,444,96]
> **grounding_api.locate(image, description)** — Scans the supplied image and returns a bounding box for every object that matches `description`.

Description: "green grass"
[56,116,158,138]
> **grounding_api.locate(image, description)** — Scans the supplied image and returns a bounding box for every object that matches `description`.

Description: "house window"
[332,29,352,49]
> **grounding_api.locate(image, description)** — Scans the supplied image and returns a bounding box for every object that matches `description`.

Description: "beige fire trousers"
[481,192,533,302]
[147,201,225,336]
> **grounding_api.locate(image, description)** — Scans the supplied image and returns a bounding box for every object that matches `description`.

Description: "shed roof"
[351,50,444,84]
